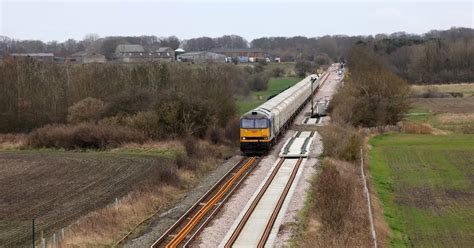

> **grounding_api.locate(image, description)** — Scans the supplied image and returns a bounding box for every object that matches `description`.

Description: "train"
[240,74,323,154]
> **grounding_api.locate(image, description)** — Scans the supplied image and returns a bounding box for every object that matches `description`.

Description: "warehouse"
[177,51,226,63]
[211,48,266,60]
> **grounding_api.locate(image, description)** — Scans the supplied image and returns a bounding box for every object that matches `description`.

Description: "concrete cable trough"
[279,131,315,157]
[220,157,305,248]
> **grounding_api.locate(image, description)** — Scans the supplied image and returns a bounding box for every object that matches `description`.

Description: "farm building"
[155,47,175,62]
[115,44,148,63]
[177,51,226,63]
[10,53,54,62]
[68,51,106,63]
[211,48,266,61]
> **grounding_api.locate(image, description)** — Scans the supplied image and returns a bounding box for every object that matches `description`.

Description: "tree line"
[0,58,250,137]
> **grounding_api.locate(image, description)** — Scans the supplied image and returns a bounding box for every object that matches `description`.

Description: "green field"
[237,77,301,114]
[369,133,474,247]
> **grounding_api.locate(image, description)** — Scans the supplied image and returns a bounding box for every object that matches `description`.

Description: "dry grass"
[411,83,474,97]
[296,158,373,247]
[400,122,438,134]
[116,140,184,151]
[60,181,184,247]
[435,113,474,124]
[0,133,26,150]
[412,97,474,114]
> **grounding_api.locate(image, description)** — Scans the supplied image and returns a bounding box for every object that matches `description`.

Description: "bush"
[329,47,410,127]
[125,111,161,138]
[319,124,362,162]
[208,127,223,144]
[67,97,105,124]
[183,136,199,157]
[26,123,146,149]
[295,60,314,77]
[315,160,355,233]
[175,154,196,170]
[224,118,240,142]
[248,73,269,91]
[157,165,181,186]
[271,67,285,77]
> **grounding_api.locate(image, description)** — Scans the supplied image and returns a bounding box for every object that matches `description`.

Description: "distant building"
[10,53,54,62]
[177,51,226,63]
[155,47,175,62]
[115,44,147,63]
[211,48,266,61]
[68,51,106,63]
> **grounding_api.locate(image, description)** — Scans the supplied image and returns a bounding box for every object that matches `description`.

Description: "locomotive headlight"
[242,137,246,140]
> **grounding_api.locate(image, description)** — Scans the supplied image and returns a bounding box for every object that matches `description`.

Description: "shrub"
[26,123,146,149]
[183,136,199,157]
[295,60,314,77]
[67,97,105,124]
[157,165,181,186]
[208,127,223,144]
[248,73,269,91]
[319,124,362,162]
[125,111,161,138]
[315,160,354,233]
[271,67,285,77]
[224,117,240,142]
[175,154,196,170]
[329,47,410,127]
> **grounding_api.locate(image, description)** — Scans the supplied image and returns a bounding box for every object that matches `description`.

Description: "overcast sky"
[1,0,473,42]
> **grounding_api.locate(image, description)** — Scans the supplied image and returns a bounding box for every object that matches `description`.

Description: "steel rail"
[165,156,257,248]
[224,158,286,248]
[150,157,252,248]
[257,157,303,248]
[182,156,261,247]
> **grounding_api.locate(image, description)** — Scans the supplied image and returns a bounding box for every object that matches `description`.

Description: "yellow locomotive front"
[240,111,272,154]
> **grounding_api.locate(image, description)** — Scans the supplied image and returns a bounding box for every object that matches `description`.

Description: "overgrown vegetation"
[295,159,372,247]
[0,59,249,148]
[329,47,411,127]
[26,123,147,150]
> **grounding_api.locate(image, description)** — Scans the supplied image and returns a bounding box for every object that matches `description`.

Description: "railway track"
[223,157,304,248]
[151,156,260,248]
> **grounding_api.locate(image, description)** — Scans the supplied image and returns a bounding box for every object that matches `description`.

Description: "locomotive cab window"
[255,119,268,128]
[241,119,255,128]
[241,119,268,129]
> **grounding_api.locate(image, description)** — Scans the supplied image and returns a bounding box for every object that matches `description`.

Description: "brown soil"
[0,151,173,247]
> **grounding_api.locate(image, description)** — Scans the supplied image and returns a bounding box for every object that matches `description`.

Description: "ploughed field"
[0,151,173,246]
[369,133,474,247]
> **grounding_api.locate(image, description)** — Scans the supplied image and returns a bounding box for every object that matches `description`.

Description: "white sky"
[0,0,473,42]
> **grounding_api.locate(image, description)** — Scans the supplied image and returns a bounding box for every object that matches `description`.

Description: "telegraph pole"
[32,218,35,248]
[310,77,315,117]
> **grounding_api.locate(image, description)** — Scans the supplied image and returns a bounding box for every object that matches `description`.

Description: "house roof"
[212,48,264,53]
[70,51,105,57]
[156,47,173,52]
[10,53,54,57]
[175,48,185,52]
[70,51,88,57]
[179,51,225,58]
[115,44,145,53]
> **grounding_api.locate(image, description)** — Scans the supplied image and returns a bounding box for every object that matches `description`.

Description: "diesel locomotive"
[240,74,322,154]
